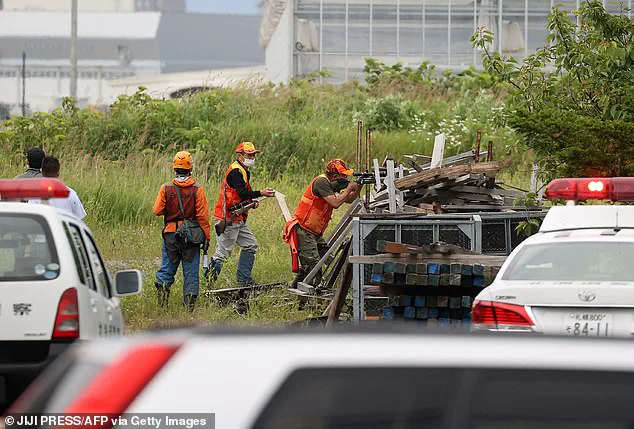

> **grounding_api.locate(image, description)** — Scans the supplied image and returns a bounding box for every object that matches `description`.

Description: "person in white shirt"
[31,156,87,219]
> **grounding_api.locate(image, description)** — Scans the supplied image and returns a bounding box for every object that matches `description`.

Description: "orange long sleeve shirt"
[153,178,211,241]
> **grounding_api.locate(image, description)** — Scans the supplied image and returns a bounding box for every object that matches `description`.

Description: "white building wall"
[3,0,136,12]
[264,1,294,84]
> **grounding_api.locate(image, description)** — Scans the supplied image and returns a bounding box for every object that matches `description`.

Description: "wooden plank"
[326,255,354,327]
[274,191,292,222]
[326,199,361,248]
[349,253,507,266]
[430,133,446,169]
[386,159,397,214]
[373,158,382,192]
[394,162,500,191]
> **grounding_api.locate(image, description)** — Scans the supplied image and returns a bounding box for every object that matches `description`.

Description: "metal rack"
[351,211,547,322]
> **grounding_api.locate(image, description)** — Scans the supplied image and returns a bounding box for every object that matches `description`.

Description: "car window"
[65,223,96,291]
[253,367,634,429]
[81,231,111,299]
[0,214,59,281]
[502,242,634,282]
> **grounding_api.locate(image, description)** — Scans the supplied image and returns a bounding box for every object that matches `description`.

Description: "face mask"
[243,158,255,167]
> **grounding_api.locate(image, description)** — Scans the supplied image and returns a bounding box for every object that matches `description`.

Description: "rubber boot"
[236,251,255,286]
[184,294,197,312]
[155,283,170,308]
[290,268,305,289]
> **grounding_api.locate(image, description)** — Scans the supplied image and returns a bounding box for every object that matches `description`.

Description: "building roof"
[108,66,265,99]
[0,11,161,39]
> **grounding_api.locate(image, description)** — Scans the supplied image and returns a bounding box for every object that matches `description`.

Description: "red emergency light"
[0,178,70,200]
[544,178,634,201]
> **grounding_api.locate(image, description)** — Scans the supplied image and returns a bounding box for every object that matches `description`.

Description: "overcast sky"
[187,0,260,15]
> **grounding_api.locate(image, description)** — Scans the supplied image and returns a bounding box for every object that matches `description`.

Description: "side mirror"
[114,269,142,297]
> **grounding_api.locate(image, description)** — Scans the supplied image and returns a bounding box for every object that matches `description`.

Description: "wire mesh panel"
[362,225,396,285]
[510,220,527,249]
[401,225,434,248]
[439,225,471,249]
[482,221,507,254]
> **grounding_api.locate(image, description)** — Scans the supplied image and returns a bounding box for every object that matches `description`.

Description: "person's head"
[172,151,193,176]
[41,156,60,178]
[325,159,354,181]
[26,147,46,170]
[234,142,260,168]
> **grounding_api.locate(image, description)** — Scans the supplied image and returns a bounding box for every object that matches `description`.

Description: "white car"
[0,178,142,411]
[472,177,634,337]
[8,329,634,428]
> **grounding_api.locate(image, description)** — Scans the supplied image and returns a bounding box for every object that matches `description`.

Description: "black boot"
[291,269,305,289]
[155,283,170,307]
[184,294,197,312]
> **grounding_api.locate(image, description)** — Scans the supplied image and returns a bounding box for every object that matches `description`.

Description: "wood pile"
[350,240,503,324]
[369,149,530,214]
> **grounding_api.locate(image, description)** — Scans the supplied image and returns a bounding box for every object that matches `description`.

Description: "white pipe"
[448,0,452,66]
[319,0,323,83]
[524,0,528,58]
[397,0,401,60]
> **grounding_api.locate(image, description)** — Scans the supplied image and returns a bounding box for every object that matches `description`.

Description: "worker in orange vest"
[154,151,211,311]
[284,159,361,291]
[210,142,275,286]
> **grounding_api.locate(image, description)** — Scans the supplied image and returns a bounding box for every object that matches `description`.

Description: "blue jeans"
[156,236,200,296]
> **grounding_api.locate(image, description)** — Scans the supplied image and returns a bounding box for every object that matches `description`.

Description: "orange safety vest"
[214,161,252,223]
[294,175,334,236]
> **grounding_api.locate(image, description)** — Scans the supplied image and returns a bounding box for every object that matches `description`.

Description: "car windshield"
[502,242,634,282]
[0,214,59,281]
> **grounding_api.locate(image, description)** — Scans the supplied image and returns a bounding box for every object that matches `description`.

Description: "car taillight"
[64,343,181,426]
[53,288,80,340]
[472,300,534,332]
[0,178,70,200]
[545,177,634,201]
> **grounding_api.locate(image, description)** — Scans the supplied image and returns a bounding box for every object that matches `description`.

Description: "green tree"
[472,0,634,178]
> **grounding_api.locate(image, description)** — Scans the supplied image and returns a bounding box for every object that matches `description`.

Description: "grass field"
[1,73,535,330]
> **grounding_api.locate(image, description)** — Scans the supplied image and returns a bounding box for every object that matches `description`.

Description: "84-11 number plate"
[565,313,612,337]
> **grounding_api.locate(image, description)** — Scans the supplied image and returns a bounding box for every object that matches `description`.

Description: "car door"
[81,230,123,336]
[64,222,107,339]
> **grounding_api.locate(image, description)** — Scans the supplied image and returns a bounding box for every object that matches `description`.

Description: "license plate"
[565,312,612,337]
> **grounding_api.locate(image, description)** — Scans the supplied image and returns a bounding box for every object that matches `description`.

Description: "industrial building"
[261,0,632,83]
[0,0,263,114]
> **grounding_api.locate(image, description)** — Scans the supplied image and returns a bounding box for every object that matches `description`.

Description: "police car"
[0,178,142,410]
[9,329,634,428]
[472,177,634,337]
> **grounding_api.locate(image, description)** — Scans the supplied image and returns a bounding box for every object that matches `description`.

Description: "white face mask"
[243,158,255,167]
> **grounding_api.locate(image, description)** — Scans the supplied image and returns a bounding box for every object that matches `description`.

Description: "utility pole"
[70,0,78,99]
[21,51,26,116]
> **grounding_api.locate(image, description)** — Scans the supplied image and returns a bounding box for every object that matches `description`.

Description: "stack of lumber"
[350,240,503,324]
[369,149,529,214]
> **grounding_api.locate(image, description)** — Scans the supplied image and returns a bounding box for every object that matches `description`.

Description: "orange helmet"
[326,159,353,176]
[173,151,193,170]
[234,142,260,154]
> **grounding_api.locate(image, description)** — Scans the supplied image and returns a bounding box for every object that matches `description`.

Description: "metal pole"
[345,0,349,82]
[70,0,78,99]
[21,52,26,116]
[498,0,503,54]
[422,0,426,58]
[473,0,477,66]
[396,0,400,60]
[369,0,373,56]
[319,0,324,84]
[365,129,371,212]
[356,121,363,172]
[524,0,528,58]
[448,0,452,66]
